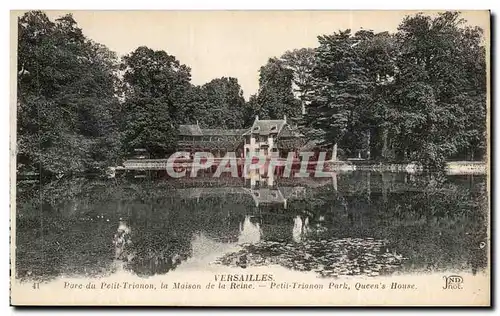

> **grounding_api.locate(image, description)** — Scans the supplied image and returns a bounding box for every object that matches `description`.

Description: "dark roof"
[179,124,249,136]
[249,188,285,205]
[179,124,203,136]
[179,120,303,138]
[201,128,248,136]
[248,119,287,136]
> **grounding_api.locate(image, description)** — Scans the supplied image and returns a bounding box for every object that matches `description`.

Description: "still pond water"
[15,171,488,282]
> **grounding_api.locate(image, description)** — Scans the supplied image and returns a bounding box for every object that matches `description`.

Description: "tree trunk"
[382,128,388,160]
[366,129,371,160]
[331,143,338,162]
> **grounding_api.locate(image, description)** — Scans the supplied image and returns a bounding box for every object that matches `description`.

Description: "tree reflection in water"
[15,171,488,281]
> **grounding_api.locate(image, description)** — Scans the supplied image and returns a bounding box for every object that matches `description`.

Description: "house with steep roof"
[243,115,304,159]
[177,115,305,159]
[177,122,247,158]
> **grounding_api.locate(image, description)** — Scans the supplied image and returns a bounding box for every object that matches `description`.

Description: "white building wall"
[244,133,280,158]
[244,135,259,158]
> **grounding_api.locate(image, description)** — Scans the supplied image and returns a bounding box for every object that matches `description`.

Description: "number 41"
[32,283,40,289]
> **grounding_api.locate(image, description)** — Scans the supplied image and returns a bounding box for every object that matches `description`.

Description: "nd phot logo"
[442,275,464,290]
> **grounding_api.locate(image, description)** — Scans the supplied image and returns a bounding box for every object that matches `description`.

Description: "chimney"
[196,120,199,126]
[255,115,259,121]
[283,115,287,123]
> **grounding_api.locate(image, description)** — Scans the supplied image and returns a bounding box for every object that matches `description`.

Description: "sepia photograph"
[9,9,490,306]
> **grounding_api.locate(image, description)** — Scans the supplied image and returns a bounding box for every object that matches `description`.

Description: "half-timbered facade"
[178,115,305,159]
[177,123,247,158]
[242,115,304,159]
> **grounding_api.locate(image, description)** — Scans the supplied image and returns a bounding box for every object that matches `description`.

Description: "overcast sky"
[17,10,489,99]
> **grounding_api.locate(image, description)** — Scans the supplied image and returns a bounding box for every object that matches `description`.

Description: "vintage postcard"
[10,10,490,306]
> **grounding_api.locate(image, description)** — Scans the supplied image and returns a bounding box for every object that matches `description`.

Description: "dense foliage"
[17,11,121,176]
[119,46,192,157]
[16,11,487,176]
[247,57,302,121]
[303,12,486,168]
[189,77,249,129]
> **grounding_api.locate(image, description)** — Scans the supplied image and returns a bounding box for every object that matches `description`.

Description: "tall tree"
[120,46,192,157]
[355,30,397,160]
[194,77,247,129]
[251,58,302,121]
[17,11,121,176]
[304,30,374,158]
[280,48,316,114]
[390,11,486,168]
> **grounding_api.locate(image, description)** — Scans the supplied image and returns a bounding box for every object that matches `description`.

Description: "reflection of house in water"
[248,187,286,208]
[173,172,341,245]
[244,168,312,209]
[243,176,305,243]
[175,175,312,244]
